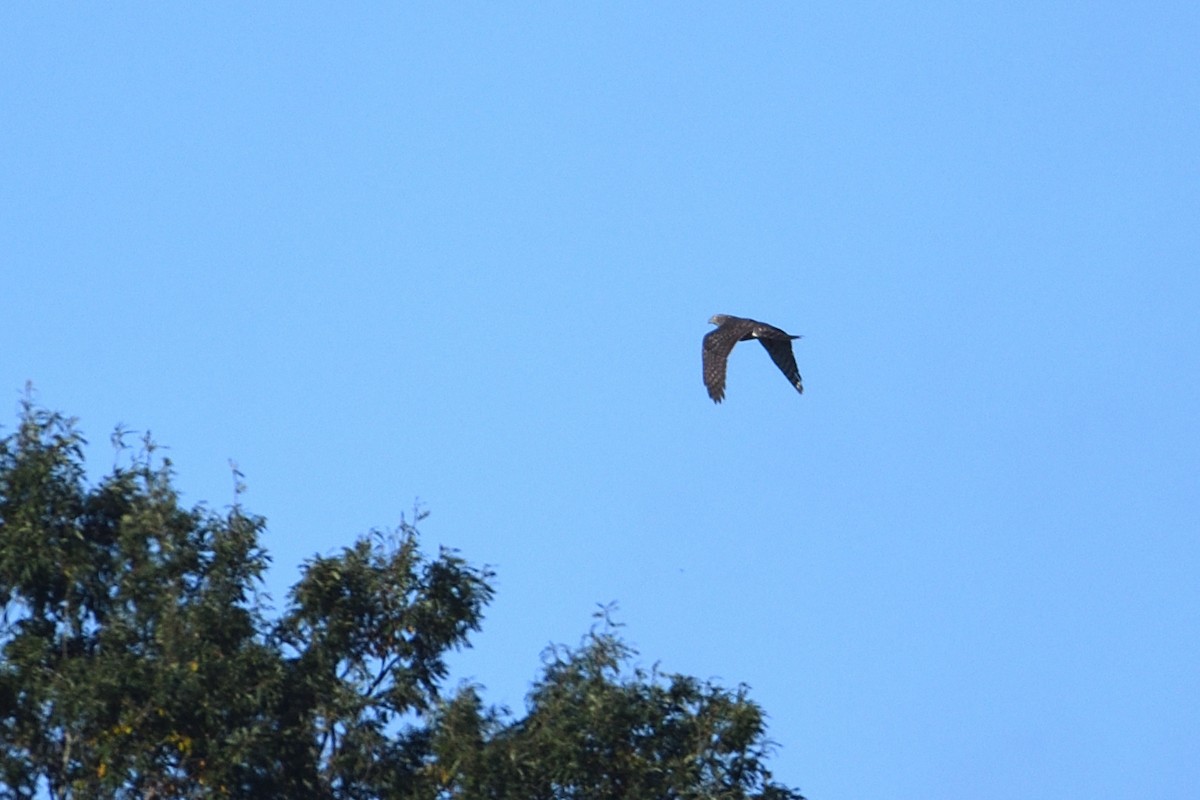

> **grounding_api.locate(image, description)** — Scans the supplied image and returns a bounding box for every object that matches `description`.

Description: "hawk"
[703,314,804,403]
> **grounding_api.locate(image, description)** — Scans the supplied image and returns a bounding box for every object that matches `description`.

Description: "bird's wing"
[758,336,804,395]
[702,318,755,402]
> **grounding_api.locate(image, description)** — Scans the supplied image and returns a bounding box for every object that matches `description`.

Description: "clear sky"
[3,4,1198,798]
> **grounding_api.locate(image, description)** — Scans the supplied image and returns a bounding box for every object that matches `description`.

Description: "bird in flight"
[703,314,804,403]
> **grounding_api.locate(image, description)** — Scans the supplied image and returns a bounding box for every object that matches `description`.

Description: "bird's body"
[703,314,804,403]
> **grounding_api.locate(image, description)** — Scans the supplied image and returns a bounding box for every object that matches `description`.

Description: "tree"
[428,612,803,800]
[0,396,804,800]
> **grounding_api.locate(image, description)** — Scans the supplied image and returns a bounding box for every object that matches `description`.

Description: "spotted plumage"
[703,314,804,403]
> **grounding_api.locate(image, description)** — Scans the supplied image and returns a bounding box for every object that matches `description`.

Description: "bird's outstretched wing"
[758,336,804,395]
[702,316,757,403]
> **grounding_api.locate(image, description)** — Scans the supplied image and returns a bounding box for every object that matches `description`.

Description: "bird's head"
[708,314,730,326]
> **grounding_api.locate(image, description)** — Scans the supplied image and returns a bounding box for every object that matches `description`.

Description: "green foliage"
[428,612,804,800]
[0,396,804,800]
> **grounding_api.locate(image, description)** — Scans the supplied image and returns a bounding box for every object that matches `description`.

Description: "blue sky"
[3,4,1198,798]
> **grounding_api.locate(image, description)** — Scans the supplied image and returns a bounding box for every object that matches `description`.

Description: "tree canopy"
[0,396,804,799]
